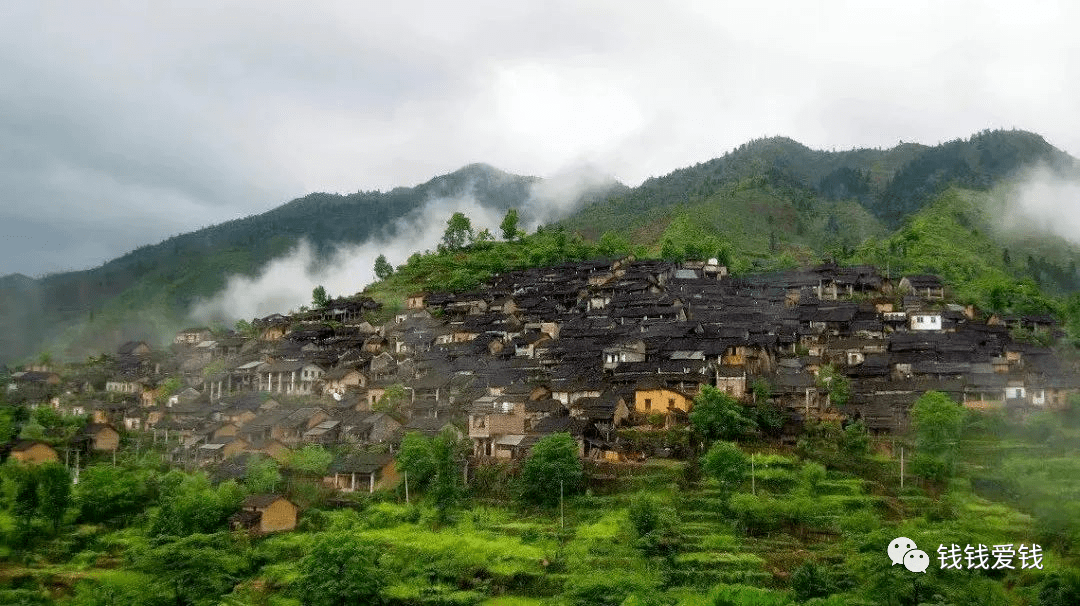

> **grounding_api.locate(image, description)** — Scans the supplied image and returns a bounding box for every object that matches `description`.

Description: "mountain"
[3,129,1077,365]
[563,130,1078,263]
[0,164,619,364]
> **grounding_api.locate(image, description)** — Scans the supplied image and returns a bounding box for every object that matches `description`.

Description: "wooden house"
[117,341,152,357]
[82,423,121,452]
[407,292,426,310]
[323,453,399,493]
[9,440,59,464]
[322,367,367,397]
[174,327,213,345]
[633,385,693,415]
[899,275,944,300]
[230,494,298,533]
[469,395,528,457]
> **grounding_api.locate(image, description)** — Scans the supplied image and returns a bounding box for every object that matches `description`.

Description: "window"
[668,398,675,407]
[644,398,652,410]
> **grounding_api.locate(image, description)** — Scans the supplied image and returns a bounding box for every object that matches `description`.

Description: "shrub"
[791,562,833,602]
[520,433,583,507]
[799,462,827,496]
[702,441,749,500]
[295,533,385,606]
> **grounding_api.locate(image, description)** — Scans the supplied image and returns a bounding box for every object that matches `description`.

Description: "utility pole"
[404,471,409,504]
[560,479,565,531]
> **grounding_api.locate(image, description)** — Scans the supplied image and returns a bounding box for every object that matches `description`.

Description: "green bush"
[791,562,833,602]
[708,583,794,606]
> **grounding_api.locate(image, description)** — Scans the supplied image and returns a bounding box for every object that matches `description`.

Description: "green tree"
[137,533,247,606]
[373,254,394,280]
[750,377,771,404]
[500,208,521,241]
[396,432,435,490]
[429,428,467,522]
[910,391,965,483]
[816,364,851,407]
[4,462,40,536]
[233,319,257,338]
[521,433,583,507]
[312,285,330,308]
[76,464,153,525]
[295,533,385,606]
[35,462,71,533]
[374,383,408,413]
[0,407,14,444]
[752,403,784,437]
[798,462,827,497]
[17,418,46,441]
[791,562,833,602]
[627,494,681,558]
[148,472,244,537]
[701,441,749,501]
[841,420,871,458]
[689,385,755,442]
[440,212,474,251]
[156,377,182,405]
[597,231,631,257]
[243,456,282,494]
[286,445,333,477]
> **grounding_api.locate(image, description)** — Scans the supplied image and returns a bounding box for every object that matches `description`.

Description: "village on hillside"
[3,258,1075,531]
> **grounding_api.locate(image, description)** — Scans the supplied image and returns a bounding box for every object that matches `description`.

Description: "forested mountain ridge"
[0,164,617,365]
[565,129,1076,238]
[3,130,1078,365]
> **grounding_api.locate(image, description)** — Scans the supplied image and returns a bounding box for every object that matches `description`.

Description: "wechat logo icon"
[888,537,929,573]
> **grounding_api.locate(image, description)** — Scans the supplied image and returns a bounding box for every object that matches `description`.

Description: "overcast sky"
[2,1,1078,277]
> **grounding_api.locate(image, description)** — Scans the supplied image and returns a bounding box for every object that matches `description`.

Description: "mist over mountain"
[0,163,620,364]
[1,129,1077,366]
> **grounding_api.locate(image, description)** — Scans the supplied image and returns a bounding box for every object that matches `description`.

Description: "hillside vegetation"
[0,165,616,365]
[5,130,1080,365]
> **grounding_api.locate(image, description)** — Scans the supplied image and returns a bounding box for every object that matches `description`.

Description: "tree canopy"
[312,285,330,308]
[910,390,965,483]
[520,432,583,507]
[689,385,755,442]
[500,208,521,241]
[440,212,474,251]
[296,533,385,606]
[701,441,749,500]
[373,254,394,280]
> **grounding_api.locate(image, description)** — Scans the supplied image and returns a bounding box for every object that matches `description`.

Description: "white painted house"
[909,313,942,331]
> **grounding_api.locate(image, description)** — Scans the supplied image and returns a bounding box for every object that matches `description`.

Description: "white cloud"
[1002,166,1080,243]
[189,191,510,323]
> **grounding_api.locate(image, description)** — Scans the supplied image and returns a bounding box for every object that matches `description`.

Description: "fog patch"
[190,191,507,324]
[522,164,620,229]
[1000,165,1080,243]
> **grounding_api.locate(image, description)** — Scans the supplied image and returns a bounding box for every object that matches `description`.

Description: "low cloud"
[522,164,620,229]
[1000,165,1080,244]
[190,192,510,324]
[189,170,613,324]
